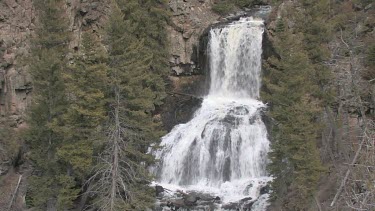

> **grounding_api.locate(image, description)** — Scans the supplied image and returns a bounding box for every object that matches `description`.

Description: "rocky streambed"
[153,180,271,211]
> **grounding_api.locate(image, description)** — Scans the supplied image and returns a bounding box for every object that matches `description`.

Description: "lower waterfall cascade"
[153,17,272,210]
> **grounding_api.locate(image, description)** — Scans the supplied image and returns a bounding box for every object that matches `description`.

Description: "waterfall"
[154,17,271,210]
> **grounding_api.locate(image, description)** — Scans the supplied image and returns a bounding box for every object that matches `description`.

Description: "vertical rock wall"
[0,0,34,124]
[168,0,219,76]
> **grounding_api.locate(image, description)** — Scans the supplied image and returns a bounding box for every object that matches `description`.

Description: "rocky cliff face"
[162,0,220,130]
[167,0,219,76]
[0,4,35,206]
[0,0,34,124]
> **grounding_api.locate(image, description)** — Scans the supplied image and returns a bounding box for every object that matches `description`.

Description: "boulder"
[260,184,270,195]
[155,185,165,196]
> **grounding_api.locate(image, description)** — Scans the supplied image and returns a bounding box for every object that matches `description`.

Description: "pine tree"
[88,1,167,210]
[56,32,108,181]
[262,18,325,210]
[119,0,169,104]
[26,0,75,209]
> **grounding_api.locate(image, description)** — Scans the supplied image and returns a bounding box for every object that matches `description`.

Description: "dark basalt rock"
[184,196,201,206]
[229,106,250,115]
[222,202,240,210]
[154,184,267,211]
[223,115,241,126]
[260,184,270,195]
[155,185,165,197]
[240,197,253,203]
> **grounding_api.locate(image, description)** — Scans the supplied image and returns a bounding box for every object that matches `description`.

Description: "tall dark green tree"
[88,0,168,210]
[262,18,325,210]
[57,32,108,181]
[119,0,169,104]
[26,0,75,209]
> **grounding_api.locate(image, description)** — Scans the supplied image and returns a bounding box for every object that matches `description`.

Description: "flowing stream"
[154,17,271,210]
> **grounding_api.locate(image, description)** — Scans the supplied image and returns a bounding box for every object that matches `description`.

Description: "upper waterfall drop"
[209,18,264,99]
[153,17,271,210]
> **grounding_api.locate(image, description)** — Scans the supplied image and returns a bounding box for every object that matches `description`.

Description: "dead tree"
[86,77,139,210]
[329,25,375,210]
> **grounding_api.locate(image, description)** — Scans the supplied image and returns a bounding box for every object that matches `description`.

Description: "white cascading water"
[154,17,271,210]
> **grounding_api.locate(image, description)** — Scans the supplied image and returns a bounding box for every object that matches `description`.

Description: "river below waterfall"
[153,17,271,211]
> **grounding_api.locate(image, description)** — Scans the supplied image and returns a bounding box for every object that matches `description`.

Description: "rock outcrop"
[167,0,219,76]
[0,0,34,120]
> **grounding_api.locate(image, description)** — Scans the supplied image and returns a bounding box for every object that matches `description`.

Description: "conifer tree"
[119,0,169,105]
[26,0,75,209]
[57,32,108,180]
[88,1,167,210]
[262,19,325,210]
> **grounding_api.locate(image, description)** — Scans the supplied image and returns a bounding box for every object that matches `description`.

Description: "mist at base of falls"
[152,17,271,210]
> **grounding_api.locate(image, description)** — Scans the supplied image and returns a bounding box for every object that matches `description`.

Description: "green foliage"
[235,0,262,7]
[26,0,75,209]
[212,0,263,15]
[366,44,375,67]
[57,32,108,180]
[108,0,168,139]
[119,0,170,81]
[363,42,375,83]
[263,31,325,210]
[28,175,79,210]
[87,0,168,209]
[275,19,285,33]
[212,1,235,15]
[27,0,168,209]
[0,123,20,163]
[362,43,375,80]
[262,2,332,208]
[26,0,108,209]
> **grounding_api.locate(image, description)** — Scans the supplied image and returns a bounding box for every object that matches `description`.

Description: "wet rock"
[249,115,257,124]
[184,195,201,206]
[156,189,225,210]
[240,197,253,203]
[213,196,221,203]
[221,196,256,210]
[168,199,185,209]
[223,114,240,125]
[244,183,253,195]
[222,202,239,210]
[155,185,165,197]
[243,200,255,209]
[260,184,270,195]
[230,106,250,115]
